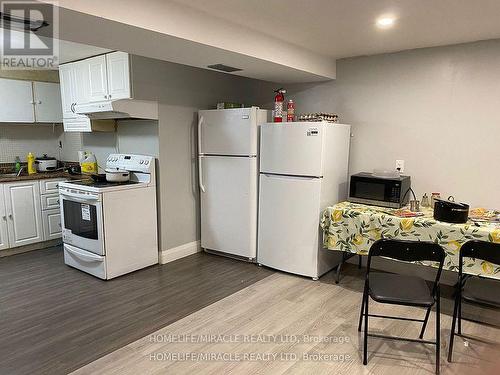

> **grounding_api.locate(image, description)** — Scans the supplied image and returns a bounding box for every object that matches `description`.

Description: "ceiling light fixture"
[376,16,396,29]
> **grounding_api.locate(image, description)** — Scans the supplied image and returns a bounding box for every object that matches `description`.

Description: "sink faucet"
[16,166,24,177]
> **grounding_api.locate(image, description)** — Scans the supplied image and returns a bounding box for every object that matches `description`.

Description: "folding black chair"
[358,239,445,374]
[448,240,500,362]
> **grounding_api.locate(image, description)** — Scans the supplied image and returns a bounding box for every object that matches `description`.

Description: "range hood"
[74,99,158,120]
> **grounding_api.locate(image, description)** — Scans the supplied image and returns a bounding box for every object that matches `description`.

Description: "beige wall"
[287,39,500,208]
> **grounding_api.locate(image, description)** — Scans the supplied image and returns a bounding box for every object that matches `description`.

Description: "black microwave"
[348,172,411,208]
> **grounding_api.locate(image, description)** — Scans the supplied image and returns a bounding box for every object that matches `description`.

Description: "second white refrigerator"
[257,122,351,279]
[199,107,268,260]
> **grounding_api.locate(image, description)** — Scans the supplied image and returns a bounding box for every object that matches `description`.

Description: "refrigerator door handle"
[198,156,206,193]
[262,173,321,180]
[198,116,206,193]
[198,115,204,155]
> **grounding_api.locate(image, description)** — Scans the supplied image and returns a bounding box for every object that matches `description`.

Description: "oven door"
[59,188,105,255]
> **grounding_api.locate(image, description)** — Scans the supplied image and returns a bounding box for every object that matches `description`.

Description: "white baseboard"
[159,240,201,264]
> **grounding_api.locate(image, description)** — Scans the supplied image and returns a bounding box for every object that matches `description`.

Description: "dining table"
[321,201,500,283]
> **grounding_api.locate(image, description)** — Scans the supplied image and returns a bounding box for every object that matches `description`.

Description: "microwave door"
[60,191,105,255]
[352,180,386,201]
[349,177,403,208]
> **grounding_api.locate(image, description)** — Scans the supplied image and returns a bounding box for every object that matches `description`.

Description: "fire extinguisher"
[273,88,286,122]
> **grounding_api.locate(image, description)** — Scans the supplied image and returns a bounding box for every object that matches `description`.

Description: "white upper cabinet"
[59,63,78,118]
[88,55,109,102]
[0,78,35,122]
[59,52,131,111]
[59,61,91,131]
[106,51,131,100]
[33,82,63,123]
[74,59,91,104]
[58,52,131,131]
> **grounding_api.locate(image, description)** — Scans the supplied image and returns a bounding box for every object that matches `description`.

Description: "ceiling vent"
[207,64,242,73]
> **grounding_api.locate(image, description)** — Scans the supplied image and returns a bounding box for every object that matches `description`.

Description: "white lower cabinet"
[0,185,9,250]
[39,178,65,242]
[0,178,66,251]
[42,209,62,241]
[3,181,43,248]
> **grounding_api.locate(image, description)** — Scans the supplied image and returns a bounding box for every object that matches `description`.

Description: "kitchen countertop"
[0,171,88,183]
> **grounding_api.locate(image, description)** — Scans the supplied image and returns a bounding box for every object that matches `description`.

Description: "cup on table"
[410,200,420,212]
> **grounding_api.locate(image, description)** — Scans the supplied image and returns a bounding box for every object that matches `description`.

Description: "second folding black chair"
[448,240,500,362]
[358,239,445,374]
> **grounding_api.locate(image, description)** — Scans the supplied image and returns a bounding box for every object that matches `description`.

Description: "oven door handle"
[59,191,100,203]
[65,245,104,262]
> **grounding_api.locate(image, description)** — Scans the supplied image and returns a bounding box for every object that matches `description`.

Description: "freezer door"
[257,173,321,277]
[200,156,257,258]
[260,123,325,176]
[199,107,258,156]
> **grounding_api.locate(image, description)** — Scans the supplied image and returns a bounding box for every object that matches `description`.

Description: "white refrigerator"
[257,122,351,279]
[198,107,269,260]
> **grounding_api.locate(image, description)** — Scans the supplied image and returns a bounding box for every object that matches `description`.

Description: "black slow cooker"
[433,197,469,224]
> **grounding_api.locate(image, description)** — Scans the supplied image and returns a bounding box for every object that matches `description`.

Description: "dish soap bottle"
[14,156,21,174]
[27,152,36,175]
[79,151,98,174]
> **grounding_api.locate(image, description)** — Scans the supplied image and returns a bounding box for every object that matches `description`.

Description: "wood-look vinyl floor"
[0,247,273,375]
[73,266,500,375]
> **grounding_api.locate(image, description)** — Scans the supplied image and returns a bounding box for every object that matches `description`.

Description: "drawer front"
[40,178,66,195]
[41,193,60,210]
[42,209,62,241]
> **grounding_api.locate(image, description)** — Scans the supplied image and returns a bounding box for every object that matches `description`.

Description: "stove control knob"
[140,160,144,164]
[145,160,149,165]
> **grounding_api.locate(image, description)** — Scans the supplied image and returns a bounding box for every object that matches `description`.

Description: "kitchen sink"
[0,173,20,178]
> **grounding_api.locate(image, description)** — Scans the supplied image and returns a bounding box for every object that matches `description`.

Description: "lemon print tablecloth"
[321,202,500,278]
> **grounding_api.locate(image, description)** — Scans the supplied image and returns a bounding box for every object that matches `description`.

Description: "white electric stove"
[59,154,158,279]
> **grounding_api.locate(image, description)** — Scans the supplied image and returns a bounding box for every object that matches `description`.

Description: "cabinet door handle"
[8,214,12,219]
[1,215,6,220]
[38,100,42,104]
[108,94,112,99]
[70,103,75,113]
[104,95,108,99]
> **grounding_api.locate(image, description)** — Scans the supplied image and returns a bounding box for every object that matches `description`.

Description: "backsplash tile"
[0,124,63,162]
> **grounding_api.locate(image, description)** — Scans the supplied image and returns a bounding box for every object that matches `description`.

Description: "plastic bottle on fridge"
[287,99,295,122]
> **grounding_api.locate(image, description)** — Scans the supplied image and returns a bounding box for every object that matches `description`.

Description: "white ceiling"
[42,0,500,82]
[172,0,500,59]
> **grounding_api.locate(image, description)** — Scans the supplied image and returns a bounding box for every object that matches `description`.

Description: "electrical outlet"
[395,159,405,173]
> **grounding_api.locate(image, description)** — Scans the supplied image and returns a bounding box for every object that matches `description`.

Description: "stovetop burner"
[67,180,140,188]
